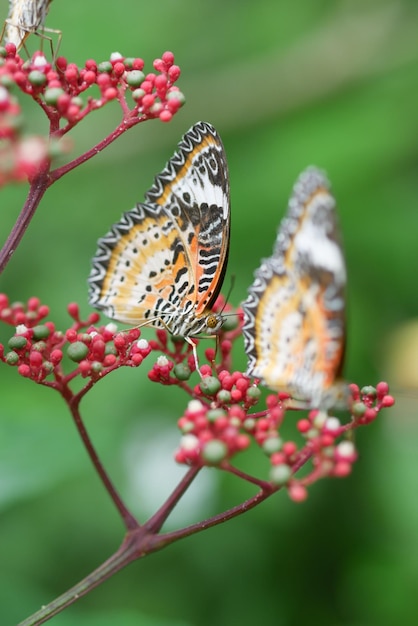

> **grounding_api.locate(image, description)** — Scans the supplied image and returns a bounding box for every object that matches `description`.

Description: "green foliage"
[1,0,418,624]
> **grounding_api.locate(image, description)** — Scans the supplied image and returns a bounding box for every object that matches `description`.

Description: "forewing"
[145,121,230,315]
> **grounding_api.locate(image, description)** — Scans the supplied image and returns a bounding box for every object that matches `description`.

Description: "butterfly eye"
[206,314,222,333]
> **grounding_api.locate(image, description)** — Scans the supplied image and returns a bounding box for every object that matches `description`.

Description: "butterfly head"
[204,312,224,335]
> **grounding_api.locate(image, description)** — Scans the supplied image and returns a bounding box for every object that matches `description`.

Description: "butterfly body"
[88,122,230,362]
[242,167,347,410]
[4,0,52,50]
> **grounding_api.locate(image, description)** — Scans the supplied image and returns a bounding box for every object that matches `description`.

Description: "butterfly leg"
[150,317,202,377]
[36,26,62,60]
[185,336,202,378]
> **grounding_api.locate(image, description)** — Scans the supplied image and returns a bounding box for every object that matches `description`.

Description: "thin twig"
[16,532,143,626]
[69,396,139,531]
[221,462,273,489]
[145,465,201,533]
[0,166,50,274]
[152,486,275,548]
[49,113,146,184]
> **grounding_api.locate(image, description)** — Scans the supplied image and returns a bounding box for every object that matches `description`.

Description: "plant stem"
[16,531,143,626]
[222,463,273,489]
[145,466,201,533]
[69,398,139,530]
[0,167,50,274]
[17,482,276,625]
[49,113,146,184]
[151,485,275,546]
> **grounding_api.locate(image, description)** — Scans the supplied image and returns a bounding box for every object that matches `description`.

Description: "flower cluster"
[174,378,394,501]
[175,370,261,466]
[0,45,184,126]
[0,294,238,387]
[0,294,151,385]
[0,46,184,187]
[0,293,395,502]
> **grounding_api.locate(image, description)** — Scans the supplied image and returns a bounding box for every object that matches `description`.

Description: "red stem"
[149,485,275,547]
[17,483,276,626]
[0,166,51,274]
[68,395,139,531]
[16,433,318,624]
[221,462,273,489]
[17,533,143,626]
[145,465,201,533]
[49,112,146,184]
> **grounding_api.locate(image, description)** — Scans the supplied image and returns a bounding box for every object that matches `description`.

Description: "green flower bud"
[132,88,146,101]
[202,440,228,464]
[8,336,28,350]
[5,351,19,365]
[67,342,89,362]
[207,408,227,422]
[217,389,231,403]
[263,436,283,456]
[91,361,103,374]
[352,402,366,417]
[247,386,261,401]
[173,363,191,380]
[200,376,221,395]
[167,90,185,105]
[33,325,50,340]
[98,61,112,73]
[44,87,65,106]
[126,70,145,87]
[361,385,376,398]
[270,464,292,486]
[28,71,47,86]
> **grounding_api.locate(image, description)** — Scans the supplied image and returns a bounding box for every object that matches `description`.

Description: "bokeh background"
[1,0,418,624]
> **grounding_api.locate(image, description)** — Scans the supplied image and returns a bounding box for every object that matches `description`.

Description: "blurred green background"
[1,0,418,624]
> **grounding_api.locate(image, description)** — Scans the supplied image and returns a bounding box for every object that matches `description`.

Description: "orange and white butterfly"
[88,121,230,370]
[242,167,348,410]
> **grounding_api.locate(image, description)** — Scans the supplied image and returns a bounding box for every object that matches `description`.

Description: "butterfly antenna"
[219,274,235,314]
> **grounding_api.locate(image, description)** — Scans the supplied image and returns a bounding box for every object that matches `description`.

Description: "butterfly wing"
[242,167,347,409]
[145,121,230,317]
[88,122,230,329]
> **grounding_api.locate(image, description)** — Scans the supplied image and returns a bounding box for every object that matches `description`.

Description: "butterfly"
[88,121,231,372]
[242,167,348,410]
[2,0,52,51]
[1,0,60,56]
